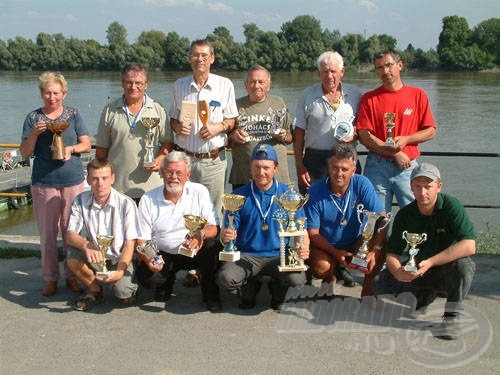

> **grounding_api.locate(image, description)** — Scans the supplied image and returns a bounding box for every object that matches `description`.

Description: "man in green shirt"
[373,162,476,340]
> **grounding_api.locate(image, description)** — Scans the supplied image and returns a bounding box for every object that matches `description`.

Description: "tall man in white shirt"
[169,39,238,217]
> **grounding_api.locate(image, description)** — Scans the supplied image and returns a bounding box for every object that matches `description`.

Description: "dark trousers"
[136,238,222,302]
[216,255,306,303]
[372,257,475,312]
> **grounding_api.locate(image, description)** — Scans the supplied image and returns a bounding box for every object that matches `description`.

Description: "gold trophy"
[349,204,391,273]
[198,100,209,128]
[141,117,160,167]
[45,121,70,160]
[402,231,427,272]
[275,184,309,272]
[136,238,164,265]
[178,214,207,257]
[219,194,246,262]
[384,112,396,146]
[95,234,114,279]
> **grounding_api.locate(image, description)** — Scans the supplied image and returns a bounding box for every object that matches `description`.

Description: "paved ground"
[0,249,498,375]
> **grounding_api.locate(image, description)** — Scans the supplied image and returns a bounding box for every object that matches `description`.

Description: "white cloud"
[65,14,77,22]
[359,0,378,11]
[145,0,204,5]
[207,2,233,14]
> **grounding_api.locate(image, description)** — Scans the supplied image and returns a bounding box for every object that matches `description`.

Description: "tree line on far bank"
[0,15,498,72]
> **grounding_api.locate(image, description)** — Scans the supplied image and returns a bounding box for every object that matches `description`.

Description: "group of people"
[21,40,476,340]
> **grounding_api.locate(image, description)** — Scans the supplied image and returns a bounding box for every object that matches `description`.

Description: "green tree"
[136,30,167,70]
[334,33,364,68]
[471,18,500,65]
[163,32,190,70]
[0,40,14,70]
[279,15,326,70]
[207,26,237,69]
[7,37,36,70]
[437,15,475,69]
[106,21,128,68]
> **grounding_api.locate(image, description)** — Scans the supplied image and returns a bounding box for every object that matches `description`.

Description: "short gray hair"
[317,51,344,70]
[161,151,191,171]
[245,64,271,82]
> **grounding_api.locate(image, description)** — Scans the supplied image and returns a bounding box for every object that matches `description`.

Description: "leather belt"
[173,144,224,159]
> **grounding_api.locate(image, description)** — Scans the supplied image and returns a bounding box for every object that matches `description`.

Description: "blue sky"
[0,0,498,50]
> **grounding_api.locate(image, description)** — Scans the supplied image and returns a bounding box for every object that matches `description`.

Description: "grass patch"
[476,222,500,255]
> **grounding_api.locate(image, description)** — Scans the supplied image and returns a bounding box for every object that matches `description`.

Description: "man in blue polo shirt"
[216,144,310,310]
[305,143,387,297]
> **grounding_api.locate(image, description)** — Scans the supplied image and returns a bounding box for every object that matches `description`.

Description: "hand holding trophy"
[402,231,427,272]
[384,112,396,146]
[95,234,114,279]
[268,107,285,135]
[141,117,160,167]
[349,204,391,273]
[45,121,70,160]
[136,238,164,266]
[178,214,207,258]
[219,194,246,262]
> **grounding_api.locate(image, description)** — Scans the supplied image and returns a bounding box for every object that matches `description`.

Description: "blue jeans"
[363,152,416,212]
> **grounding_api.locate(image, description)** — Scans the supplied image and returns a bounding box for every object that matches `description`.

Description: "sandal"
[74,288,103,311]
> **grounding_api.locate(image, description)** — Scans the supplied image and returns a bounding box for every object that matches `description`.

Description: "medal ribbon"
[123,95,146,133]
[327,178,351,224]
[250,178,278,226]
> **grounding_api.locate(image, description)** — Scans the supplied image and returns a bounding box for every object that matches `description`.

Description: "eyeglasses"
[189,53,212,61]
[123,80,146,88]
[163,169,186,178]
[375,62,397,71]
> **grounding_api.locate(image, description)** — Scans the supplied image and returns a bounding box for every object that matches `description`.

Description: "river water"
[0,70,498,235]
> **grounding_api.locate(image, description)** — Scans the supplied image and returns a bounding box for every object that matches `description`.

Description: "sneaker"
[435,312,461,340]
[335,264,357,287]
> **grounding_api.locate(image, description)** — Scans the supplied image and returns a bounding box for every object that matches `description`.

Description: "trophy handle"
[376,212,392,232]
[356,203,364,224]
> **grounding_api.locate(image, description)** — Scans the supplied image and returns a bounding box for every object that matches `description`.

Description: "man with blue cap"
[217,144,310,311]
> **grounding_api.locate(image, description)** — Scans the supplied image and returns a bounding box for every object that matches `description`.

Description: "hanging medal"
[123,96,145,140]
[328,178,351,227]
[251,179,278,232]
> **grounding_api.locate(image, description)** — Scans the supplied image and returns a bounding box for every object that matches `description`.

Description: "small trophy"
[384,112,396,146]
[275,184,309,272]
[402,231,427,272]
[268,107,285,135]
[198,100,209,128]
[219,194,246,262]
[237,108,250,142]
[349,204,391,273]
[178,214,207,258]
[45,121,70,160]
[95,234,114,279]
[136,238,164,266]
[141,117,160,167]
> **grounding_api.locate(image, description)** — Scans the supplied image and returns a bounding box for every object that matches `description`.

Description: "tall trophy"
[141,117,160,167]
[384,112,396,146]
[402,231,427,272]
[219,194,246,262]
[45,121,70,160]
[268,107,285,135]
[275,184,309,272]
[349,204,391,273]
[178,214,207,258]
[136,238,164,266]
[95,234,114,279]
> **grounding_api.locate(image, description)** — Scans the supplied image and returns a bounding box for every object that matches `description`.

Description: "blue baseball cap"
[250,144,278,163]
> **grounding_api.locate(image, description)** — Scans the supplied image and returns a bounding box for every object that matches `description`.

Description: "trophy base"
[385,140,395,146]
[404,265,418,272]
[278,265,308,272]
[96,271,112,279]
[219,251,240,262]
[349,257,369,273]
[178,245,197,258]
